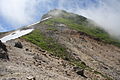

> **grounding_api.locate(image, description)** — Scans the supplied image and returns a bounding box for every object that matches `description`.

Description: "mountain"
[0,9,120,80]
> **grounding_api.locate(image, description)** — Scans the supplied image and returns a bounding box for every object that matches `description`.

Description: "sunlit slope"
[21,9,120,80]
[42,9,120,47]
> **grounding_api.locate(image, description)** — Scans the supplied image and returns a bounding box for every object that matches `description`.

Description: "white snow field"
[0,29,34,43]
[40,16,52,22]
[0,16,52,43]
[27,21,40,27]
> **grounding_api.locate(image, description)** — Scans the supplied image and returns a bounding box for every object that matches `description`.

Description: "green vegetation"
[22,29,88,69]
[22,29,112,79]
[71,60,112,80]
[47,27,58,31]
[94,71,113,80]
[22,29,69,59]
[22,30,69,60]
[22,29,111,80]
[70,60,87,69]
[22,10,114,79]
[43,17,120,47]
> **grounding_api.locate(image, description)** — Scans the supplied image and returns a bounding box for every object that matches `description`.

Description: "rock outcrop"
[14,41,23,48]
[0,40,9,60]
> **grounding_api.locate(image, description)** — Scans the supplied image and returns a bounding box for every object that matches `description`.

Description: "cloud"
[75,0,120,37]
[56,0,120,38]
[0,0,57,29]
[0,0,120,38]
[0,0,40,27]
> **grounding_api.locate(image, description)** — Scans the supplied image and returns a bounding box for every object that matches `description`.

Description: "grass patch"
[22,29,88,68]
[47,27,58,31]
[94,71,113,80]
[70,60,87,69]
[43,17,120,47]
[22,29,70,59]
[22,29,113,80]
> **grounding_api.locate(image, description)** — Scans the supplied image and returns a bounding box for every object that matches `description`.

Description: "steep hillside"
[0,9,120,80]
[22,9,120,80]
[41,9,120,47]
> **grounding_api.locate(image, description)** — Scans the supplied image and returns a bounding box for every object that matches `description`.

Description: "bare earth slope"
[33,22,120,80]
[0,39,108,80]
[0,26,120,80]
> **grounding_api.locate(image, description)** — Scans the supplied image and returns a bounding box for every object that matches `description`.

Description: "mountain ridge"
[41,9,120,47]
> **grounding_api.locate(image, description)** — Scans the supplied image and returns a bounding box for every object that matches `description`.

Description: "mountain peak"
[41,9,87,24]
[42,9,68,18]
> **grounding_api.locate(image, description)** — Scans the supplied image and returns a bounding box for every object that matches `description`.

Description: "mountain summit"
[0,9,120,80]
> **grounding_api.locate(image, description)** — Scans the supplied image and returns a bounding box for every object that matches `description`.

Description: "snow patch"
[0,16,51,43]
[0,29,34,43]
[40,16,52,22]
[27,21,40,27]
[27,16,52,27]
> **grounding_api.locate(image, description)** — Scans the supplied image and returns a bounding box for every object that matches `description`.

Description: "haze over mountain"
[0,0,120,39]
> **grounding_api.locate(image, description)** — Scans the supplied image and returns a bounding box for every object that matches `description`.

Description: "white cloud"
[75,0,120,37]
[0,0,56,28]
[56,0,120,38]
[0,0,40,27]
[0,0,120,38]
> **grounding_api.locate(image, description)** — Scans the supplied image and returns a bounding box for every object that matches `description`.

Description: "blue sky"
[0,0,99,32]
[0,0,120,38]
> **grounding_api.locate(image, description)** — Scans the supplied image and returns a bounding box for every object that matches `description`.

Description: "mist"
[0,0,40,27]
[0,0,120,38]
[75,0,120,38]
[57,0,120,38]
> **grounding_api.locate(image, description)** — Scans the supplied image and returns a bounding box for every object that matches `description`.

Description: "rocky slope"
[0,38,112,80]
[0,9,120,80]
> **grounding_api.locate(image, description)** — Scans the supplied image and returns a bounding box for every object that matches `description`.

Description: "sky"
[0,0,120,38]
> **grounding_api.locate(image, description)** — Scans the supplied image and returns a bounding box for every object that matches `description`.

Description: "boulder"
[14,41,23,48]
[73,67,87,78]
[0,40,9,60]
[0,40,7,51]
